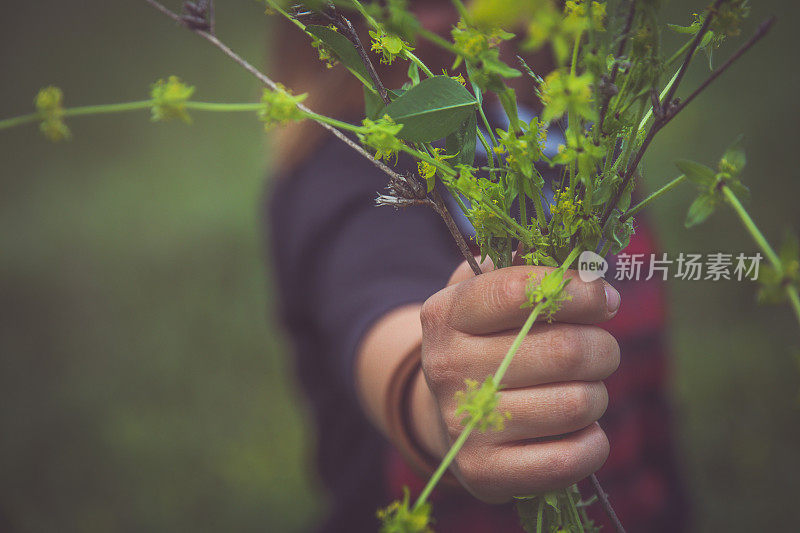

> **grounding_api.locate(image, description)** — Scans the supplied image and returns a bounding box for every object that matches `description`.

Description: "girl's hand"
[410,260,621,503]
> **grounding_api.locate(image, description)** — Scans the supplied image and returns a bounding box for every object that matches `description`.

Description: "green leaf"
[685,194,718,227]
[675,159,716,187]
[407,62,420,85]
[445,111,478,167]
[306,26,370,81]
[667,22,700,34]
[383,76,478,142]
[363,88,405,121]
[727,180,751,203]
[720,134,746,175]
[363,87,384,121]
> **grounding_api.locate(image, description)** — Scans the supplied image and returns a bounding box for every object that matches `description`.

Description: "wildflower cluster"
[451,21,519,91]
[525,0,606,65]
[358,115,404,162]
[524,269,573,320]
[311,28,338,68]
[539,70,597,124]
[417,148,455,192]
[678,137,749,228]
[150,76,195,123]
[377,487,432,533]
[369,30,411,65]
[35,86,70,142]
[258,84,307,131]
[454,377,510,432]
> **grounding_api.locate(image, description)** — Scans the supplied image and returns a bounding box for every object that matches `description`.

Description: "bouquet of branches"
[1,0,797,531]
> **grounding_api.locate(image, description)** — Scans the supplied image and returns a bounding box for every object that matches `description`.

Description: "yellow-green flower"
[358,115,404,162]
[258,84,308,130]
[150,76,195,123]
[369,31,410,65]
[35,86,70,142]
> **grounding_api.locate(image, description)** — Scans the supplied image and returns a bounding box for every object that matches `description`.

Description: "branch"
[142,0,398,182]
[672,16,776,117]
[662,0,727,106]
[598,0,637,134]
[431,189,482,275]
[599,12,774,229]
[589,473,626,533]
[141,0,482,274]
[326,7,391,105]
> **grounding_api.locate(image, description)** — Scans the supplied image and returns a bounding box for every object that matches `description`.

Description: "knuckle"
[420,289,451,332]
[559,383,594,425]
[545,327,583,374]
[420,349,458,393]
[486,270,527,312]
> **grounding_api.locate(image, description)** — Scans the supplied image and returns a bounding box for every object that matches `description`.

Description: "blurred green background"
[0,1,797,532]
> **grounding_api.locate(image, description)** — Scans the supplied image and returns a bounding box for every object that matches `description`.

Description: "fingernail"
[604,284,621,315]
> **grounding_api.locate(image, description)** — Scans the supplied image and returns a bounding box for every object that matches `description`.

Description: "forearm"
[355,304,444,463]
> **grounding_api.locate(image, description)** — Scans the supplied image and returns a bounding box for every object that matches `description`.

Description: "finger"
[457,423,609,503]
[443,266,621,334]
[435,324,620,390]
[492,381,608,443]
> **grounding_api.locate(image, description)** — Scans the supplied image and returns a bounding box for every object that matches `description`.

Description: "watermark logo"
[578,251,608,282]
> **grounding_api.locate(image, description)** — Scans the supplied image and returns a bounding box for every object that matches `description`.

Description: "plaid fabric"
[382,223,690,532]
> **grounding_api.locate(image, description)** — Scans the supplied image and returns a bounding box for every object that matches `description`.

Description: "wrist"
[408,367,448,460]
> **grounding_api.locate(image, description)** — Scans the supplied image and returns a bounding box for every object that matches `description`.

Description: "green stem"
[722,186,800,327]
[184,102,262,112]
[302,111,363,133]
[566,489,586,533]
[723,186,780,266]
[478,105,499,148]
[0,113,39,131]
[0,100,266,134]
[599,239,613,258]
[264,0,306,31]
[518,173,528,227]
[638,68,680,132]
[621,174,687,221]
[477,129,497,180]
[417,26,460,55]
[413,417,478,508]
[536,498,544,533]
[404,50,436,78]
[450,0,473,25]
[571,31,582,75]
[666,36,695,67]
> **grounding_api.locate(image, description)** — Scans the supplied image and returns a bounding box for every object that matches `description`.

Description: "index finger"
[437,265,620,334]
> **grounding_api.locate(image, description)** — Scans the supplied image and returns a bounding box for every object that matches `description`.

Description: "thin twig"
[431,189,482,275]
[142,0,397,180]
[598,0,637,133]
[589,473,626,533]
[599,7,775,230]
[662,0,727,107]
[327,8,391,105]
[141,0,482,274]
[672,16,776,117]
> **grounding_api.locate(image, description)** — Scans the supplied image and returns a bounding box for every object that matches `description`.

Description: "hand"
[411,260,621,503]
